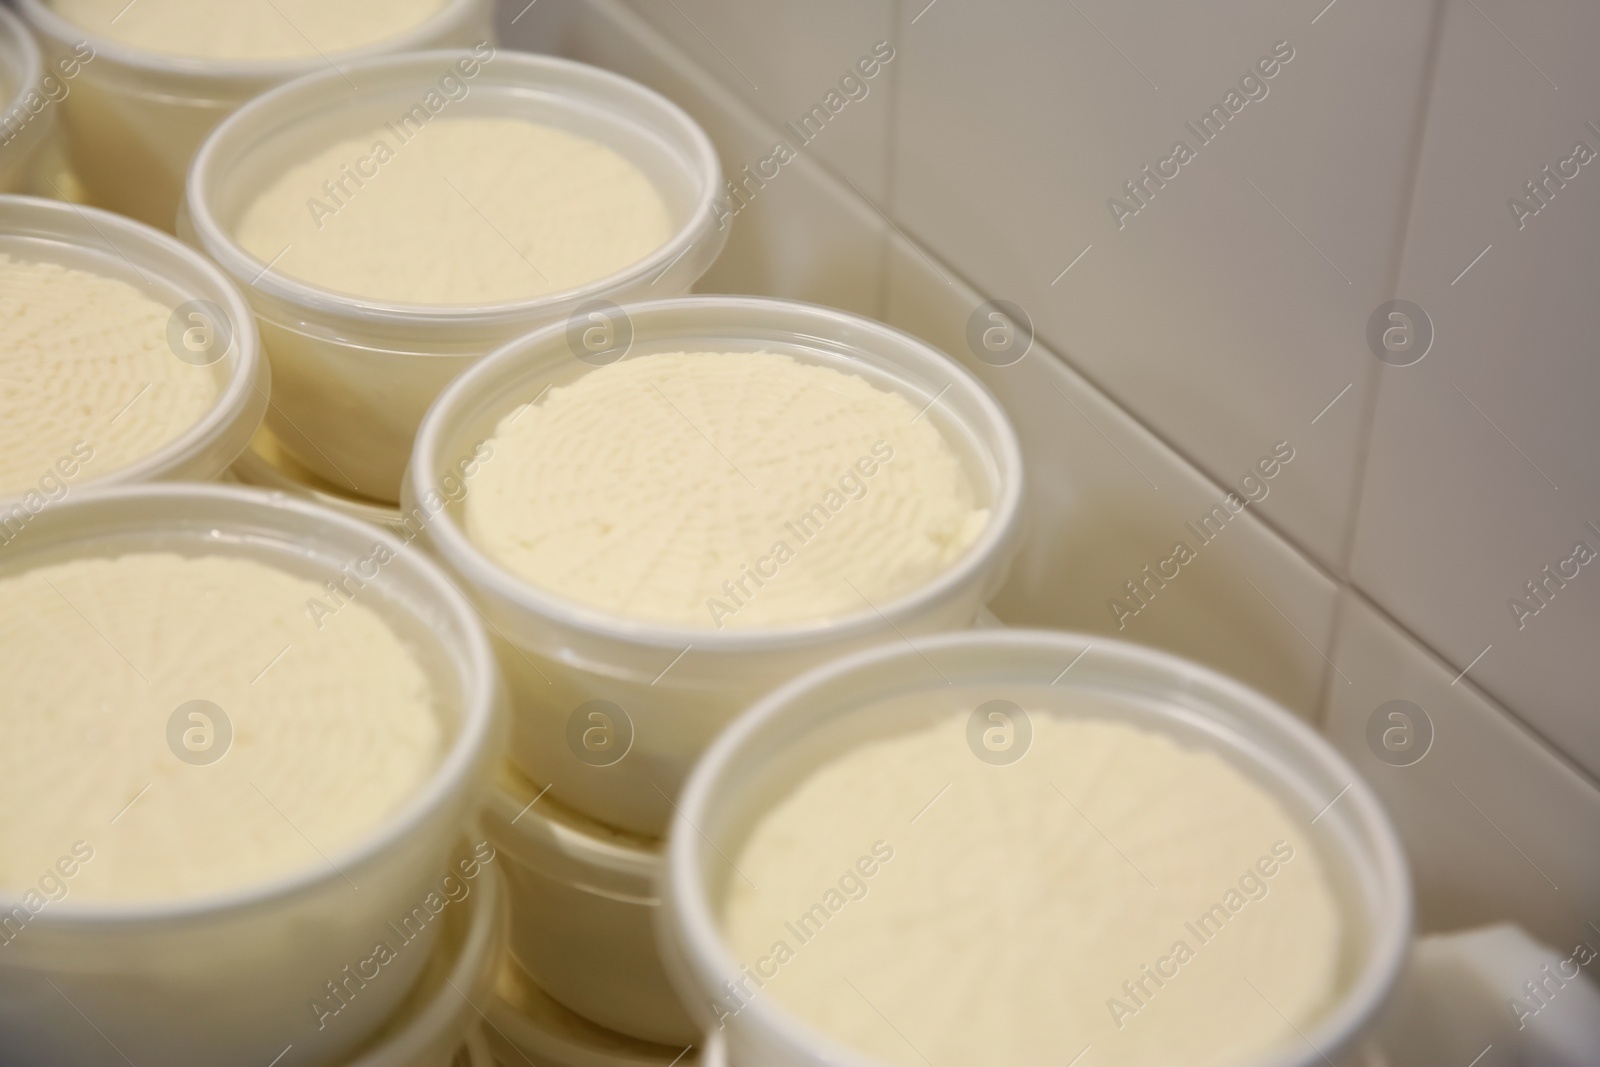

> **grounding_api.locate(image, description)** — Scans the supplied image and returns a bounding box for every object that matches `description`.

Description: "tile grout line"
[1319,0,1454,737]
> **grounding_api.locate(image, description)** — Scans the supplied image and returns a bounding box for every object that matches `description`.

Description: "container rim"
[489,954,692,1066]
[410,295,1028,654]
[0,4,45,122]
[13,0,488,86]
[0,194,265,501]
[345,855,505,1067]
[185,49,724,331]
[483,764,658,887]
[662,629,1413,1067]
[0,483,503,926]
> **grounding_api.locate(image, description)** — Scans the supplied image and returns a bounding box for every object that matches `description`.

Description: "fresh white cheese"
[0,553,442,902]
[0,254,218,497]
[466,350,989,628]
[722,702,1343,1066]
[235,118,672,305]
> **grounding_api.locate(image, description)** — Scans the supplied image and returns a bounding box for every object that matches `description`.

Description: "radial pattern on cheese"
[723,704,1344,1066]
[0,553,442,902]
[0,254,219,497]
[466,351,989,629]
[235,118,672,305]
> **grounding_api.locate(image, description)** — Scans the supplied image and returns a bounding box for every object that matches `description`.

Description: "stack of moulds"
[0,193,266,516]
[408,294,1026,1063]
[0,485,504,1067]
[12,0,496,229]
[189,48,727,504]
[656,630,1413,1066]
[172,40,740,1064]
[173,40,737,1062]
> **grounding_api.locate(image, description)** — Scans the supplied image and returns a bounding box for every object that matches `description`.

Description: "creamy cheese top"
[465,351,990,628]
[721,703,1343,1066]
[0,254,219,497]
[0,553,442,902]
[235,118,673,305]
[49,0,448,61]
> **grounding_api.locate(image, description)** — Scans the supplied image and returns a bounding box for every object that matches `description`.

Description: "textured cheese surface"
[465,351,989,628]
[0,254,218,496]
[49,0,447,60]
[0,553,442,902]
[723,706,1344,1066]
[235,118,672,305]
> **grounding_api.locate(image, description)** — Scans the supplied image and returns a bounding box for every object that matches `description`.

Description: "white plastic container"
[0,485,505,1067]
[1371,924,1600,1067]
[408,296,1025,836]
[0,194,266,501]
[481,764,696,1046]
[476,613,1006,1047]
[14,0,492,229]
[485,957,702,1067]
[0,4,52,194]
[185,50,726,503]
[658,630,1413,1067]
[342,855,507,1067]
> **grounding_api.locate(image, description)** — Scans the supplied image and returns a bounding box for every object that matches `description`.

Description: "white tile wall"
[612,0,895,200]
[500,0,1600,935]
[1324,591,1600,946]
[883,235,1339,718]
[886,0,1438,571]
[1350,0,1600,780]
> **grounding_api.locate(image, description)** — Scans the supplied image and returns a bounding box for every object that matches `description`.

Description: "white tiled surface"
[884,236,1339,718]
[1350,0,1600,780]
[885,0,1438,571]
[1324,591,1600,947]
[614,0,895,200]
[502,0,1600,935]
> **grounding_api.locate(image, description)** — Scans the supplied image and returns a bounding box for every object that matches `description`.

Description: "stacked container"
[0,194,267,496]
[13,0,494,229]
[657,630,1414,1065]
[0,486,505,1067]
[186,50,727,503]
[173,41,729,1067]
[409,294,1026,1063]
[409,296,1027,834]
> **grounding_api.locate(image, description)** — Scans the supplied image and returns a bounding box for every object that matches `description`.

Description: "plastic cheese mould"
[0,2,1596,1067]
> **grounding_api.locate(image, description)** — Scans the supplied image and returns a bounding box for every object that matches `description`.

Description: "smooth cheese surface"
[721,705,1344,1066]
[49,0,448,61]
[465,351,989,628]
[235,118,672,305]
[0,553,442,902]
[0,254,218,497]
